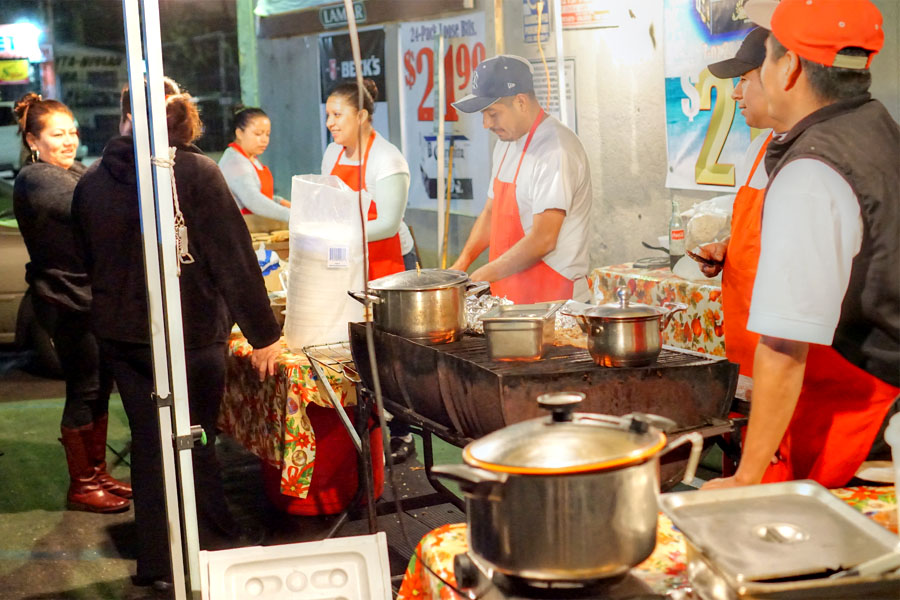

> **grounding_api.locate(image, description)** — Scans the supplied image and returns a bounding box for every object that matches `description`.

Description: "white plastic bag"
[683,194,735,254]
[284,174,367,350]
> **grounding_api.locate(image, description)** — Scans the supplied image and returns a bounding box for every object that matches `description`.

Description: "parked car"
[0,192,62,377]
[0,101,23,173]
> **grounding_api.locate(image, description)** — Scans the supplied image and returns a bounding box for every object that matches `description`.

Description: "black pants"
[100,339,238,581]
[33,296,111,428]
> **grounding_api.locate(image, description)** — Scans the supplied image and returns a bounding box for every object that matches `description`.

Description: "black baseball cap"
[708,27,769,78]
[452,55,535,113]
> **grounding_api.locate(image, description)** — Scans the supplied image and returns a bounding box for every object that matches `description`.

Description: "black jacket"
[766,95,900,387]
[72,136,281,350]
[13,160,91,312]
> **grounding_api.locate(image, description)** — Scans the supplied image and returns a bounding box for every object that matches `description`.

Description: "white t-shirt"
[487,115,592,281]
[321,132,409,193]
[736,130,772,189]
[218,146,291,222]
[747,158,863,344]
[322,132,412,251]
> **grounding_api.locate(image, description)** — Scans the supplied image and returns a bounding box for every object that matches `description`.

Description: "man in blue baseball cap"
[449,55,592,303]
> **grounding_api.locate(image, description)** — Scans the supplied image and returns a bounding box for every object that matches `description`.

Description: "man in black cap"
[693,28,785,385]
[449,55,592,304]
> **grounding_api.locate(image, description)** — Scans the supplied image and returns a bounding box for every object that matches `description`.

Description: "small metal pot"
[433,392,703,582]
[349,269,486,343]
[567,287,686,367]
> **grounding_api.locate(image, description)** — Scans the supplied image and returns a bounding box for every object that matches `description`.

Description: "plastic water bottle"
[669,199,685,269]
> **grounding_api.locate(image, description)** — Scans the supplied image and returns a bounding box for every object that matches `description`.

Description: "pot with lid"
[349,269,487,343]
[565,287,687,367]
[432,392,703,582]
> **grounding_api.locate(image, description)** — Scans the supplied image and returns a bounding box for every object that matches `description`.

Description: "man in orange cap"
[704,0,899,490]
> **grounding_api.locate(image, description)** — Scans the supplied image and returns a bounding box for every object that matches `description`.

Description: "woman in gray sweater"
[13,93,132,514]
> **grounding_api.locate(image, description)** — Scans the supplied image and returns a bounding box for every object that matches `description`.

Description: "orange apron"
[489,112,574,303]
[330,132,404,281]
[725,134,900,487]
[228,142,274,215]
[722,132,771,377]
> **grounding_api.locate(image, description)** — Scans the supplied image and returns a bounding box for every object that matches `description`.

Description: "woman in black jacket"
[13,93,131,514]
[72,81,281,590]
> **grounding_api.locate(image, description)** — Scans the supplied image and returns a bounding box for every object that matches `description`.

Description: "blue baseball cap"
[452,55,535,113]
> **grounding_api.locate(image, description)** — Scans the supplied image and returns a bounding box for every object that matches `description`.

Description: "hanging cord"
[341,2,483,599]
[150,147,194,275]
[536,1,552,107]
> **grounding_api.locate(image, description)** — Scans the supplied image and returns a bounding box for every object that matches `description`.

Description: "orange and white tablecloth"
[398,486,898,599]
[218,333,356,498]
[590,264,725,357]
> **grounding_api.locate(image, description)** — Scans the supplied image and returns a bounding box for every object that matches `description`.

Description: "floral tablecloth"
[590,264,725,356]
[218,333,356,498]
[397,486,897,599]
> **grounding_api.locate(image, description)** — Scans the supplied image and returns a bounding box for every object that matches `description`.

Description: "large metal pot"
[349,269,485,343]
[433,392,703,582]
[567,287,686,367]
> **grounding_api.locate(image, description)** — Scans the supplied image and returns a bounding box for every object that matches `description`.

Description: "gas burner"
[453,553,661,599]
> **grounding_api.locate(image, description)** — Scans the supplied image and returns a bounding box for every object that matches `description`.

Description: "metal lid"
[587,287,666,320]
[462,393,666,475]
[368,268,469,291]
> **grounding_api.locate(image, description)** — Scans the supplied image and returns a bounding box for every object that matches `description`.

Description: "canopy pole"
[122,1,202,597]
[552,0,568,127]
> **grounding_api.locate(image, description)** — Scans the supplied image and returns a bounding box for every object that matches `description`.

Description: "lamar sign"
[319,1,367,29]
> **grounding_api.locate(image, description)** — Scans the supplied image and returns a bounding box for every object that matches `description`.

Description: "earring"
[30,147,39,163]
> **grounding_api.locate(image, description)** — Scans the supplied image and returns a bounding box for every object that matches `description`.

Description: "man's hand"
[694,242,728,277]
[250,340,282,381]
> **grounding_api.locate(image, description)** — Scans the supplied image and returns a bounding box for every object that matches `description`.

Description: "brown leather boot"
[60,425,130,513]
[89,414,133,498]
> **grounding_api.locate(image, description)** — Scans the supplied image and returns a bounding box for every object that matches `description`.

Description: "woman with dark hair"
[72,80,282,591]
[218,106,290,230]
[323,79,418,460]
[322,78,413,281]
[13,93,131,514]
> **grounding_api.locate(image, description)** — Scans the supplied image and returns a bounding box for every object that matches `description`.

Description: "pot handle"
[659,431,704,485]
[347,290,381,305]
[432,464,508,500]
[659,302,687,331]
[465,280,491,297]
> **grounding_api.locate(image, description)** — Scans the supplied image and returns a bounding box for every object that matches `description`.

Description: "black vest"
[765,94,900,387]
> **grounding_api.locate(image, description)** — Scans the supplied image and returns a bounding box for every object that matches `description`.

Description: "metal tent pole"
[122,1,202,597]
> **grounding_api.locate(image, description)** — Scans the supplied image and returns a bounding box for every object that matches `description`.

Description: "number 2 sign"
[663,0,755,192]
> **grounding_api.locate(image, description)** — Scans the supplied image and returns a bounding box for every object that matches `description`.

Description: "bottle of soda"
[669,199,685,270]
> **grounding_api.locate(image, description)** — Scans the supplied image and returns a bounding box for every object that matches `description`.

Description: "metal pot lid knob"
[616,286,630,308]
[537,392,585,422]
[627,412,677,434]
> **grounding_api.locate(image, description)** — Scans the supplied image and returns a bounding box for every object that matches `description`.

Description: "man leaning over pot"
[703,0,900,490]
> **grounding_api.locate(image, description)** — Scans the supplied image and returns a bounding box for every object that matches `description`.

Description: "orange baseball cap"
[745,0,884,69]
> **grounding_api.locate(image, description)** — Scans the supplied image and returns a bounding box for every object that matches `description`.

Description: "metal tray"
[659,480,898,583]
[480,302,560,361]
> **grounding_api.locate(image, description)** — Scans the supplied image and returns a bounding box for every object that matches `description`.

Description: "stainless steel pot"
[349,269,486,343]
[433,392,703,582]
[566,287,686,367]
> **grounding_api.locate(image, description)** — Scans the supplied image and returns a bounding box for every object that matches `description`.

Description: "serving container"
[479,302,561,361]
[659,480,900,599]
[432,392,703,582]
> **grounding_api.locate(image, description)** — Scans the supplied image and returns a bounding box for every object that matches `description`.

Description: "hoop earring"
[30,147,39,163]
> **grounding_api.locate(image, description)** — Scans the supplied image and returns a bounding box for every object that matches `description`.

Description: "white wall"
[256,0,900,269]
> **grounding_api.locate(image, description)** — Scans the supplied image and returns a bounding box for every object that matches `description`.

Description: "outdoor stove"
[348,322,739,489]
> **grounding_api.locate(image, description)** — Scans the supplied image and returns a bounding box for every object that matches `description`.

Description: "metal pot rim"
[368,268,469,291]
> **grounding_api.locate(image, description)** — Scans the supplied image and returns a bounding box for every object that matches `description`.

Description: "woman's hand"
[695,242,728,277]
[250,340,282,381]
